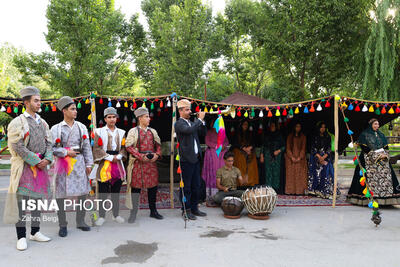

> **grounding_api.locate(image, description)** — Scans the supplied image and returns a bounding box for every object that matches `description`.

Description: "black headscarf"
[236,119,254,147]
[358,118,388,150]
[313,121,331,152]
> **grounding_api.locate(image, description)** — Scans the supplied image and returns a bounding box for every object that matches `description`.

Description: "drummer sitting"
[213,152,247,205]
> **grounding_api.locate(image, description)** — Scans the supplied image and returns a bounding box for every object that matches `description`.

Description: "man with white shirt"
[175,99,207,220]
[92,107,127,226]
[51,96,93,237]
[4,86,53,250]
[125,107,163,223]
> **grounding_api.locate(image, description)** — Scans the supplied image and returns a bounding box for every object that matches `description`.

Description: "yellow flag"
[362,187,368,195]
[369,105,374,112]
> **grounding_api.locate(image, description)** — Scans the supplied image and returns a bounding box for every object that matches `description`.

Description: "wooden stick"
[90,94,99,198]
[98,94,170,100]
[344,96,400,104]
[169,97,177,209]
[332,96,339,207]
[0,94,90,104]
[183,95,334,108]
[91,94,97,129]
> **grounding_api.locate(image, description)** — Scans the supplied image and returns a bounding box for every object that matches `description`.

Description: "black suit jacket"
[175,117,207,164]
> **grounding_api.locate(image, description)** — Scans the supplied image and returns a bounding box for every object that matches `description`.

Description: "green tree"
[0,43,21,97]
[249,0,372,101]
[200,62,237,102]
[14,0,145,97]
[0,113,12,132]
[0,43,52,98]
[137,0,223,97]
[362,0,400,101]
[219,0,273,97]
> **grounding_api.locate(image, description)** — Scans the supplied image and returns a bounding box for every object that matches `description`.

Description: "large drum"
[221,197,244,219]
[242,186,277,220]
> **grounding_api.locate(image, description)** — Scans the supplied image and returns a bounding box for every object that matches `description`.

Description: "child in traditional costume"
[125,107,163,223]
[92,107,127,226]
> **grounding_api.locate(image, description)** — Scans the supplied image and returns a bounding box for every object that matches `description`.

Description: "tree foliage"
[137,0,223,97]
[254,0,372,101]
[0,43,52,98]
[4,0,400,103]
[14,0,145,97]
[362,0,400,101]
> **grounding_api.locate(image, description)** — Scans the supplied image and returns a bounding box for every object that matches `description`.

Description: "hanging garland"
[339,99,382,227]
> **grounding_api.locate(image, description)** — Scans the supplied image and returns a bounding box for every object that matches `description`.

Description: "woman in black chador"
[347,118,400,205]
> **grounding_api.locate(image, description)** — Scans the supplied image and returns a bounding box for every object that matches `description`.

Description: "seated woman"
[232,119,259,186]
[213,152,247,205]
[347,118,400,205]
[260,121,285,193]
[307,122,338,199]
[285,122,307,195]
[202,119,229,199]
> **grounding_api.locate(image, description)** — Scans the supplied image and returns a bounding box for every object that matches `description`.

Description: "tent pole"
[91,93,97,129]
[332,96,339,208]
[169,97,177,208]
[90,93,99,199]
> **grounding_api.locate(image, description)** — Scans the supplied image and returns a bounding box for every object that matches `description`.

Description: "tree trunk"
[299,59,306,100]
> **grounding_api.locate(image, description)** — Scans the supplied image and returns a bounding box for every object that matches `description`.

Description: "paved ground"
[0,175,399,267]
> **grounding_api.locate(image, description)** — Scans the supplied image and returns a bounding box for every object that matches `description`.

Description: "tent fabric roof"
[219,92,278,106]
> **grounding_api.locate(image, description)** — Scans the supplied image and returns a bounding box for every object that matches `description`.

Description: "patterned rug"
[55,185,350,214]
[116,184,351,209]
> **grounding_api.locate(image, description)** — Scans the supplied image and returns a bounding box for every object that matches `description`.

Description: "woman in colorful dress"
[260,122,285,193]
[202,119,229,200]
[285,122,307,195]
[307,122,338,199]
[232,119,259,186]
[347,118,400,205]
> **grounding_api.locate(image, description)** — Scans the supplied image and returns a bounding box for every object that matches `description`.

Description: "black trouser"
[98,179,122,218]
[56,195,87,227]
[180,161,201,212]
[132,186,158,212]
[16,196,40,240]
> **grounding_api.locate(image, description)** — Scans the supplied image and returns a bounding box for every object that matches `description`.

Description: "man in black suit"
[175,99,207,220]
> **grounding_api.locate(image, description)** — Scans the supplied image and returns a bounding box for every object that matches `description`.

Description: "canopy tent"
[220,91,278,106]
[2,94,398,152]
[1,93,399,208]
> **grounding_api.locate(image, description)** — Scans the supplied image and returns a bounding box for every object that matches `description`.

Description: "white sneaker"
[112,215,125,224]
[95,217,105,226]
[29,232,51,242]
[17,238,27,251]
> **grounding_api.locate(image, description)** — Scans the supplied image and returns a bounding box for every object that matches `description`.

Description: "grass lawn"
[0,164,10,169]
[344,145,400,157]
